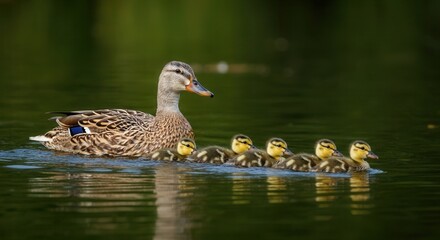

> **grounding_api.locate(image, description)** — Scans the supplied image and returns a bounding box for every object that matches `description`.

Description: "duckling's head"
[349,140,379,163]
[231,134,255,154]
[159,61,214,98]
[315,139,343,160]
[177,138,197,156]
[266,138,293,160]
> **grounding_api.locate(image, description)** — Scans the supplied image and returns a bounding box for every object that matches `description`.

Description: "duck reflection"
[314,172,373,216]
[26,164,195,239]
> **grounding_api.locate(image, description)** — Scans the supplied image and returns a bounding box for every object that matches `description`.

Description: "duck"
[145,138,196,161]
[228,137,293,168]
[315,140,379,173]
[273,139,343,172]
[29,61,214,157]
[188,134,255,164]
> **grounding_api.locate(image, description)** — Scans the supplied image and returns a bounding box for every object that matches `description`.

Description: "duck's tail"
[29,135,52,142]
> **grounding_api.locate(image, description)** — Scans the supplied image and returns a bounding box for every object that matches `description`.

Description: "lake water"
[1,1,440,240]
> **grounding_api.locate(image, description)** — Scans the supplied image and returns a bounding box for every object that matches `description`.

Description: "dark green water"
[1,1,440,240]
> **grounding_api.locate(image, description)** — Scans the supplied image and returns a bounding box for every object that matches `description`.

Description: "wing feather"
[49,109,154,132]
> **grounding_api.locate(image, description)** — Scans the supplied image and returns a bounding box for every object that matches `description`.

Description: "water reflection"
[315,172,373,217]
[231,173,252,205]
[26,164,194,239]
[153,164,192,240]
[266,176,288,204]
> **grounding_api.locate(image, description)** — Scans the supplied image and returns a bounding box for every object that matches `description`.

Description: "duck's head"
[315,139,343,160]
[266,138,294,160]
[159,61,214,98]
[231,134,255,154]
[177,138,197,156]
[349,140,379,163]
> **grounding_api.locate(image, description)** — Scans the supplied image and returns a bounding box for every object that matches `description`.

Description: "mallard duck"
[315,140,378,173]
[29,61,214,157]
[145,138,196,161]
[188,134,255,164]
[228,137,293,167]
[273,139,343,172]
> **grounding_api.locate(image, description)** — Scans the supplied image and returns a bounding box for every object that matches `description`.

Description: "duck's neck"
[156,90,181,114]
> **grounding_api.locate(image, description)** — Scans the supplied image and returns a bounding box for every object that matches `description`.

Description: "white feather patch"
[29,135,52,142]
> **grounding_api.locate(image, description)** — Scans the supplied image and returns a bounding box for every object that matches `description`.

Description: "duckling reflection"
[349,172,373,215]
[153,164,193,240]
[314,172,372,217]
[231,173,252,205]
[266,176,288,204]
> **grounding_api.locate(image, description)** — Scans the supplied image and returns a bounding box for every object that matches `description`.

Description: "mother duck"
[30,61,214,157]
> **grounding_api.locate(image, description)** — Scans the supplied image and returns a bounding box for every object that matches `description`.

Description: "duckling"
[188,134,255,164]
[145,138,196,161]
[228,137,293,168]
[274,139,343,172]
[315,140,378,173]
[29,61,214,157]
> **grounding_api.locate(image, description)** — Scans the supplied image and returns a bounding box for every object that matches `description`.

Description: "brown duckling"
[274,139,343,171]
[188,134,255,164]
[145,138,196,161]
[315,140,378,173]
[228,137,293,168]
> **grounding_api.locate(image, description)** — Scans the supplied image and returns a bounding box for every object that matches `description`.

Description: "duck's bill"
[332,150,344,157]
[367,151,379,159]
[186,79,214,98]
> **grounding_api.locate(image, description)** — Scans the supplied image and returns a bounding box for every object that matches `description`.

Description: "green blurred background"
[1,1,440,239]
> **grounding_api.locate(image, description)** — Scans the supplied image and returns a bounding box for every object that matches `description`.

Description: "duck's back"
[33,109,194,157]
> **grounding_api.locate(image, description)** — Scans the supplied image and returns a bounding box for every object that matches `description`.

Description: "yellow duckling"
[274,139,343,172]
[316,140,378,173]
[145,138,196,161]
[188,134,255,164]
[229,137,293,168]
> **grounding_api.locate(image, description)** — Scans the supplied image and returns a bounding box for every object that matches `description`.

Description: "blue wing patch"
[69,126,87,136]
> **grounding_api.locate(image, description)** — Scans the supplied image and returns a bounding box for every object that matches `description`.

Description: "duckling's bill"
[332,150,343,157]
[284,148,294,157]
[367,151,379,159]
[186,79,214,97]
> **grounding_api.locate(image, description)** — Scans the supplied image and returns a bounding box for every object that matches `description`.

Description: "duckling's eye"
[193,80,199,86]
[275,144,285,149]
[175,69,182,74]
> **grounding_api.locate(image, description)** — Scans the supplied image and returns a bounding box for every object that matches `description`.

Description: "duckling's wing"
[315,157,349,173]
[50,109,154,133]
[275,153,323,171]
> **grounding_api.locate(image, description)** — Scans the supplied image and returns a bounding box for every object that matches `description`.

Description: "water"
[1,1,440,240]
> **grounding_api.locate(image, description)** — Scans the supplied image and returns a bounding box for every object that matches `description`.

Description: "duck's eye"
[193,80,199,86]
